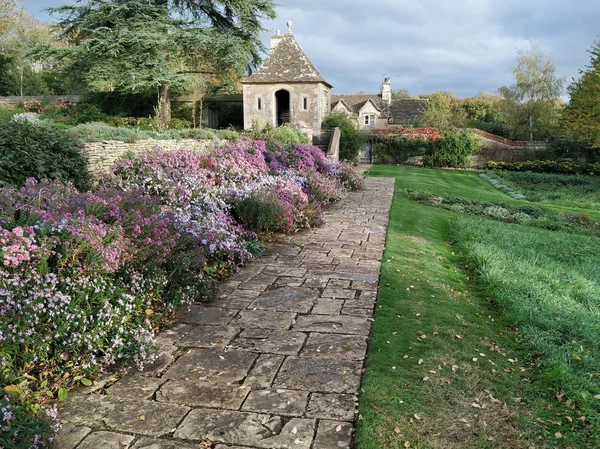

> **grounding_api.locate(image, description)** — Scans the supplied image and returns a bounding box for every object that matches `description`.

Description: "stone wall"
[81,139,213,179]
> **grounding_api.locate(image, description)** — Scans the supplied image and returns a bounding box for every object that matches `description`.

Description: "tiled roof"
[388,99,428,124]
[331,94,428,123]
[243,33,331,86]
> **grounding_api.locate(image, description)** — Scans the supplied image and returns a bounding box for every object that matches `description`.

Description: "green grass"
[489,170,600,211]
[357,166,599,449]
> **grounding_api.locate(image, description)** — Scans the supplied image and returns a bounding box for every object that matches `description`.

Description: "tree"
[498,43,565,141]
[48,0,275,128]
[420,91,466,130]
[0,1,68,95]
[391,88,411,100]
[561,39,600,148]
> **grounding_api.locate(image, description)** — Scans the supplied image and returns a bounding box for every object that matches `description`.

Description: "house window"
[364,114,375,126]
[302,97,308,110]
[257,97,262,110]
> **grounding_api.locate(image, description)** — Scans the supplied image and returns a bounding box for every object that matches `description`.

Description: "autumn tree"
[561,39,600,148]
[48,0,275,128]
[499,43,565,141]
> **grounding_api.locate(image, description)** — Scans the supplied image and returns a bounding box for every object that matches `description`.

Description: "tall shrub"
[424,130,480,168]
[0,121,91,189]
[322,112,363,162]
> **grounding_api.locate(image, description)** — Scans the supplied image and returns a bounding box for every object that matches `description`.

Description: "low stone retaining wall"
[81,139,213,179]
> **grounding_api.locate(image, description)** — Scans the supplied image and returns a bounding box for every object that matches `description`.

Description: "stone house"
[241,22,332,140]
[331,78,428,130]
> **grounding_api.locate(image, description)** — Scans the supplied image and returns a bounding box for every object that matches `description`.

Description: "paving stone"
[274,357,362,393]
[273,276,305,288]
[343,299,375,309]
[342,307,373,318]
[256,418,315,449]
[231,310,296,330]
[77,431,135,449]
[250,288,318,313]
[261,266,307,278]
[232,330,306,355]
[157,380,250,409]
[302,277,330,288]
[306,394,356,421]
[265,243,302,256]
[239,328,274,339]
[51,424,91,449]
[313,420,353,449]
[311,299,344,315]
[301,333,368,360]
[241,389,309,416]
[293,315,371,335]
[139,351,175,377]
[175,305,237,326]
[225,289,263,300]
[154,324,192,350]
[174,409,283,446]
[243,354,285,389]
[59,395,189,437]
[106,375,165,400]
[176,325,239,348]
[132,439,203,449]
[327,279,352,289]
[164,348,257,382]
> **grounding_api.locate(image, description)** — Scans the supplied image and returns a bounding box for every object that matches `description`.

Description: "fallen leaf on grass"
[139,415,146,421]
[418,359,423,365]
[404,442,411,448]
[555,432,563,439]
[394,427,401,434]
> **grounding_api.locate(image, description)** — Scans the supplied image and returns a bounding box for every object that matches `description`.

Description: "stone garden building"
[241,22,332,140]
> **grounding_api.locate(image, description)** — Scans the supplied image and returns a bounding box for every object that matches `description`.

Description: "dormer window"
[364,114,375,126]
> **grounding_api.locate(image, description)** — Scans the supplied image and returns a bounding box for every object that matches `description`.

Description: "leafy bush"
[0,394,59,449]
[168,118,192,130]
[11,112,40,123]
[336,162,365,191]
[372,135,431,164]
[67,122,159,142]
[487,160,600,176]
[72,103,108,124]
[232,189,287,232]
[0,121,91,190]
[248,123,310,145]
[423,130,480,167]
[322,112,363,162]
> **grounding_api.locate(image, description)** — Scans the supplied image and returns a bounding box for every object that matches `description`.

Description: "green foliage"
[248,123,310,145]
[499,43,565,141]
[72,103,108,124]
[391,88,411,100]
[487,160,600,176]
[372,135,430,164]
[0,121,91,189]
[322,112,363,162]
[0,394,57,449]
[232,190,286,233]
[485,170,600,210]
[66,122,158,143]
[420,91,466,130]
[562,39,600,148]
[168,118,192,130]
[48,0,276,127]
[423,130,480,167]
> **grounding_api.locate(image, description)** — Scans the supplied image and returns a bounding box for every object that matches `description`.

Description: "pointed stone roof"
[243,32,331,87]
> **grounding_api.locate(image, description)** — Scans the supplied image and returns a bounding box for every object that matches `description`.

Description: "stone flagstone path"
[53,176,395,449]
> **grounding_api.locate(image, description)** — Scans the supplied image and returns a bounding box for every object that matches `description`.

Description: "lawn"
[357,166,600,449]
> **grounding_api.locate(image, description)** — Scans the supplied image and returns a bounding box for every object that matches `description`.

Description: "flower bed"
[0,137,364,446]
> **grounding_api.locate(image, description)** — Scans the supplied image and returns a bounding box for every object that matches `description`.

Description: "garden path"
[52,175,395,449]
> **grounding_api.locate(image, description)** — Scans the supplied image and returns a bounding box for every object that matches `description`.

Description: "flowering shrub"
[471,128,526,147]
[372,127,442,144]
[0,137,359,445]
[336,162,365,191]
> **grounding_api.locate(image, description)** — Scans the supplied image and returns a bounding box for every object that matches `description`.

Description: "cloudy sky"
[20,0,600,98]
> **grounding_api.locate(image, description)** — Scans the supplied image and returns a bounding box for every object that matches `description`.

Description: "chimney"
[270,29,283,52]
[381,77,392,105]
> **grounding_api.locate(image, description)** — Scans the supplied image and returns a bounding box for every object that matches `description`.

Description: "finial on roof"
[286,20,293,33]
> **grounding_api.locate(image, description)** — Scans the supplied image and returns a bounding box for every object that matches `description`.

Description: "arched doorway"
[275,89,291,126]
